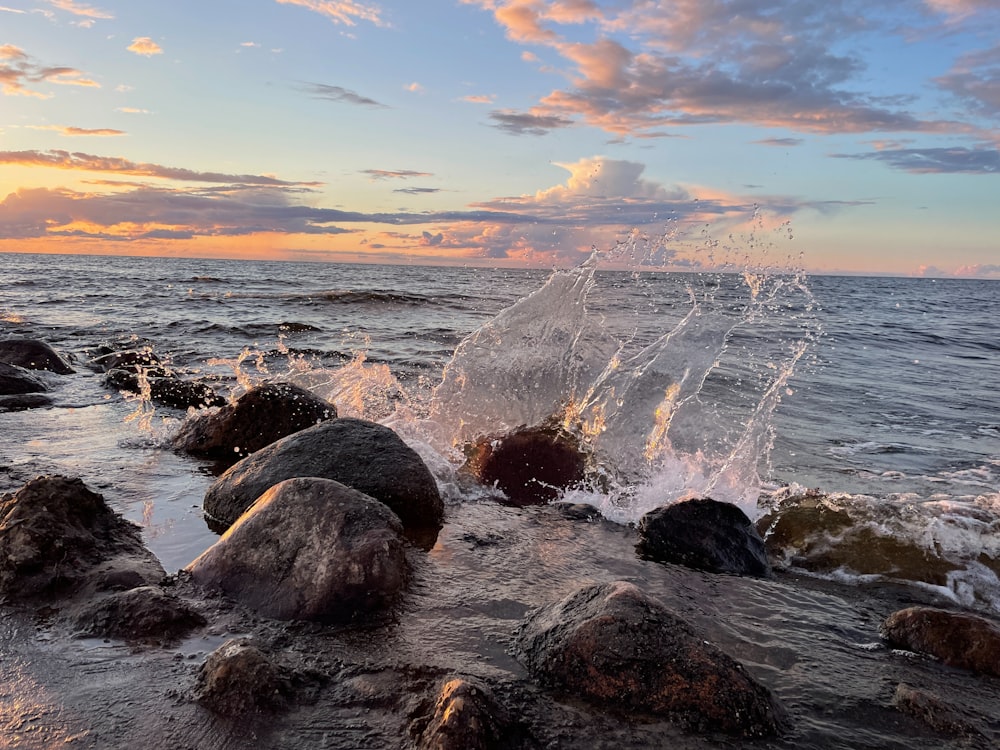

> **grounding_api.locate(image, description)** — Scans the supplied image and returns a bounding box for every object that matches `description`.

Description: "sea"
[3,250,1000,748]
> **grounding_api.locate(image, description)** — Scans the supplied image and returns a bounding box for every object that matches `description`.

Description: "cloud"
[755,137,805,147]
[299,82,386,107]
[127,37,163,57]
[461,94,495,104]
[952,263,1000,278]
[28,125,126,137]
[274,0,385,27]
[832,146,1000,173]
[405,82,424,93]
[1,45,99,97]
[935,43,1000,119]
[1,5,26,13]
[488,110,574,135]
[116,107,150,114]
[0,150,323,185]
[394,187,441,195]
[49,0,113,19]
[361,169,432,180]
[465,1,985,138]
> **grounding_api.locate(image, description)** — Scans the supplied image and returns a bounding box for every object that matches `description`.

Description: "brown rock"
[189,477,408,623]
[414,676,513,750]
[892,683,985,739]
[192,639,291,716]
[172,382,336,460]
[70,585,206,645]
[465,425,586,506]
[881,606,1000,676]
[513,581,784,737]
[0,476,164,599]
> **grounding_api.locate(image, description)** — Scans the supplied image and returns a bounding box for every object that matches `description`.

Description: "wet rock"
[192,639,292,716]
[892,683,986,739]
[189,477,408,623]
[0,361,48,395]
[513,581,784,737]
[0,338,74,374]
[96,343,225,409]
[880,606,1000,677]
[756,496,960,584]
[0,476,165,600]
[70,585,206,644]
[412,676,515,750]
[637,498,771,578]
[0,392,53,411]
[464,425,586,506]
[203,418,443,533]
[172,382,337,461]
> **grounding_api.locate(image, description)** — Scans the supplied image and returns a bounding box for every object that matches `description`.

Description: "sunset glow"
[1,1,998,276]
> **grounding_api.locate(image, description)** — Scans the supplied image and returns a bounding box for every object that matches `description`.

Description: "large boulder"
[464,425,586,506]
[637,497,771,578]
[0,361,47,395]
[203,418,443,532]
[172,382,337,461]
[188,478,408,623]
[0,476,164,599]
[513,581,783,737]
[881,607,1000,677]
[0,338,74,374]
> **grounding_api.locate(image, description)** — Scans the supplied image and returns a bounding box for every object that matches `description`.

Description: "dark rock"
[892,683,986,739]
[464,425,586,506]
[880,606,1000,676]
[513,581,783,737]
[0,392,53,411]
[412,676,515,750]
[192,639,293,716]
[203,418,443,533]
[637,497,771,577]
[0,361,48,395]
[0,338,74,374]
[95,343,225,409]
[172,382,337,460]
[189,477,408,623]
[554,502,602,521]
[147,376,226,409]
[0,476,165,599]
[71,585,206,644]
[92,348,162,373]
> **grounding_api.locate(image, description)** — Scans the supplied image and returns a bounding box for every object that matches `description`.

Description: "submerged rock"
[192,639,293,716]
[0,475,164,600]
[0,361,47,395]
[892,683,986,739]
[189,477,408,623]
[412,676,515,750]
[0,392,53,411]
[95,341,225,410]
[203,418,443,533]
[0,337,74,374]
[880,606,1000,677]
[464,424,586,506]
[637,497,771,578]
[172,382,337,461]
[70,585,206,645]
[513,581,784,737]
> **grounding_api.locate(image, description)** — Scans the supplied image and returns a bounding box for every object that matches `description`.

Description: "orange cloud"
[28,125,126,137]
[275,0,385,27]
[127,37,163,56]
[49,0,113,19]
[1,45,98,96]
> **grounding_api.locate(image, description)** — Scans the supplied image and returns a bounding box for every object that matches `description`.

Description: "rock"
[413,676,514,750]
[95,342,225,409]
[464,425,586,506]
[0,393,53,411]
[637,497,771,577]
[892,683,985,739]
[192,639,292,716]
[0,476,165,600]
[0,361,48,395]
[189,478,408,623]
[513,581,783,737]
[70,585,206,644]
[880,606,1000,677]
[203,418,443,533]
[0,338,74,374]
[172,382,337,460]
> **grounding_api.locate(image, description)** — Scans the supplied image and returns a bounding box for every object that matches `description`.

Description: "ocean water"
[5,250,1000,749]
[1,251,999,612]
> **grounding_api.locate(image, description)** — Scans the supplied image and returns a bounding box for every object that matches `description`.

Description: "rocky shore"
[3,337,1000,749]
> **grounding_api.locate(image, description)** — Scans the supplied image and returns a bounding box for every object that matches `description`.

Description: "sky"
[1,0,998,277]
